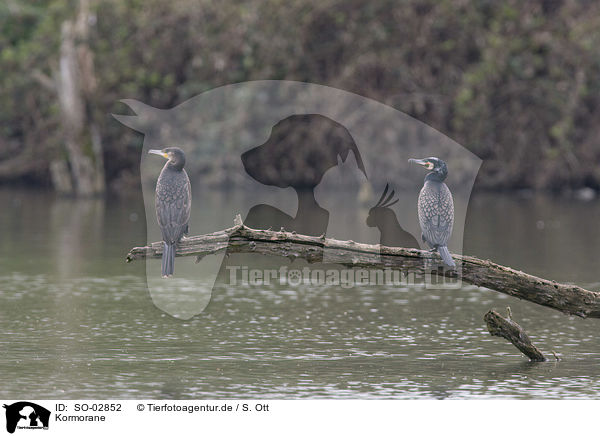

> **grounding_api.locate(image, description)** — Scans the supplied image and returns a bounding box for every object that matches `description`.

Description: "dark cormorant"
[408,157,455,268]
[148,147,191,277]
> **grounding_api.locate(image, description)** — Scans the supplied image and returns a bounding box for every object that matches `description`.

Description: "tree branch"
[484,309,546,362]
[126,218,600,319]
[31,69,57,93]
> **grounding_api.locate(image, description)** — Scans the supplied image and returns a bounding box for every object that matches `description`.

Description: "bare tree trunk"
[53,0,104,196]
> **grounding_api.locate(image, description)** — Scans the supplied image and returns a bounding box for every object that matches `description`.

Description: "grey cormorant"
[408,157,455,268]
[149,147,191,277]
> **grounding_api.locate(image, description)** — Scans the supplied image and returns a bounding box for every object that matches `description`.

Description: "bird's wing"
[156,170,191,244]
[418,182,454,246]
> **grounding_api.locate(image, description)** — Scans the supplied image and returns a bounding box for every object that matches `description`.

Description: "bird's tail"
[162,242,175,277]
[438,246,455,268]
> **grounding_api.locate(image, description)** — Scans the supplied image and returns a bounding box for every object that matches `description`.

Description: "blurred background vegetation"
[1,0,600,195]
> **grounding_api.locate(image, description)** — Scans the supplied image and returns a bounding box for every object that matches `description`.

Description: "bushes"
[1,0,599,191]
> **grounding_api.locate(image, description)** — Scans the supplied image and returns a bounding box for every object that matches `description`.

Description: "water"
[1,188,600,399]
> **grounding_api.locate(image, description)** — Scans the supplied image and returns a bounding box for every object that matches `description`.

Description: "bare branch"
[126,220,600,319]
[31,70,57,93]
[484,309,546,362]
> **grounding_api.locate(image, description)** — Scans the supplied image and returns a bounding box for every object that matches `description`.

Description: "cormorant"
[148,147,191,277]
[408,157,455,268]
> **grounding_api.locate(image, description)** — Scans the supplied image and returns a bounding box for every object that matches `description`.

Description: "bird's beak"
[148,149,169,159]
[408,158,433,170]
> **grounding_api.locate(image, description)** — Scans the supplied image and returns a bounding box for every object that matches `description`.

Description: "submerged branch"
[126,218,600,319]
[484,309,546,362]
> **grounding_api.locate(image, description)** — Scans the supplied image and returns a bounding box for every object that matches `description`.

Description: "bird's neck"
[166,161,184,172]
[425,171,446,183]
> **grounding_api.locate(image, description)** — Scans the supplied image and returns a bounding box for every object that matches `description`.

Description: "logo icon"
[3,402,50,434]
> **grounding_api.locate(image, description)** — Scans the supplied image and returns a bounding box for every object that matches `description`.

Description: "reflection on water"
[1,188,600,399]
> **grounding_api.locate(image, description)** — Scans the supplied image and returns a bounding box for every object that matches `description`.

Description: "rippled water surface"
[1,188,600,399]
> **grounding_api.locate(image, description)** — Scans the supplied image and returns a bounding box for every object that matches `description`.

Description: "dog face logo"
[240,113,367,238]
[3,402,50,434]
[241,114,366,189]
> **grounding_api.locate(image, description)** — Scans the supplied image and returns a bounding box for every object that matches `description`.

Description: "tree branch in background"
[31,70,57,93]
